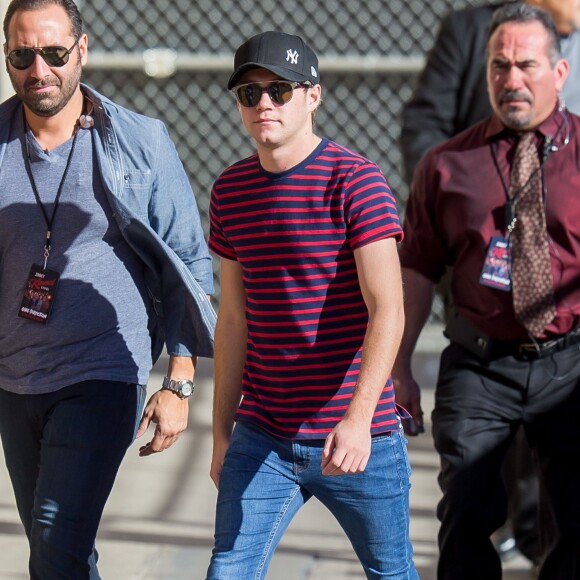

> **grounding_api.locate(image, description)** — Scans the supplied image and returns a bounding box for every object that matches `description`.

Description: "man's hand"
[321,418,372,475]
[392,366,424,436]
[136,389,189,456]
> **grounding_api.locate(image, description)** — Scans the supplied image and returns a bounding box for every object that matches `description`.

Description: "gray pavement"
[0,327,536,579]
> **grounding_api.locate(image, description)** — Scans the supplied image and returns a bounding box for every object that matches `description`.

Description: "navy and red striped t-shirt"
[209,138,403,439]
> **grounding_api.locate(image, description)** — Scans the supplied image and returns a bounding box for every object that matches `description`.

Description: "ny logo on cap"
[286,49,299,65]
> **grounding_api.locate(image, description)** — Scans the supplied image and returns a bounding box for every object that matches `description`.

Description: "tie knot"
[512,131,538,164]
[517,131,535,147]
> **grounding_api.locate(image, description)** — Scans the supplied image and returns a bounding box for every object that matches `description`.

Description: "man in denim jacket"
[0,0,215,577]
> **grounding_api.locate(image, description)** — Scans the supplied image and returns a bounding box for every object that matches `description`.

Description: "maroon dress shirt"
[400,107,580,340]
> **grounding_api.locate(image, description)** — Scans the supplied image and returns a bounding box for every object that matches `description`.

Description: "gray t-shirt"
[0,107,152,394]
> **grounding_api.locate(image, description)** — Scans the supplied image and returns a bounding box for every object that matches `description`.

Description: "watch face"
[180,382,193,397]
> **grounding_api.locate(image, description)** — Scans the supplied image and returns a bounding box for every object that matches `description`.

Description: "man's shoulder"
[566,109,580,124]
[0,94,23,124]
[561,109,580,140]
[319,138,381,170]
[423,118,491,163]
[445,1,509,26]
[215,153,260,184]
[437,1,512,45]
[82,84,164,131]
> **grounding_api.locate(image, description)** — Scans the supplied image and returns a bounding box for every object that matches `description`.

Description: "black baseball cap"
[228,31,320,90]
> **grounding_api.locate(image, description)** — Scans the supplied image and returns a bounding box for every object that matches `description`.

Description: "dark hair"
[488,2,561,66]
[3,0,83,42]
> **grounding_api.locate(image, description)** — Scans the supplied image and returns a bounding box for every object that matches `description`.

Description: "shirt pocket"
[122,169,152,190]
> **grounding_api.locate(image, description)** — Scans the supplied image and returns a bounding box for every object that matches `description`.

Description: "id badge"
[18,265,60,324]
[480,236,511,292]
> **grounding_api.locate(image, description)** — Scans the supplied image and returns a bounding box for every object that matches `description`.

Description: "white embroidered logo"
[286,49,299,65]
[310,66,317,78]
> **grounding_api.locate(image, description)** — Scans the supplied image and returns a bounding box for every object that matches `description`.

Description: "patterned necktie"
[508,132,556,337]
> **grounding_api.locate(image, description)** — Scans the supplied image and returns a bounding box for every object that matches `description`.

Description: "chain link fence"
[78,0,486,309]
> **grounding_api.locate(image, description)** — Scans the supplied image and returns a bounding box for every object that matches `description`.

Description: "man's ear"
[78,33,88,67]
[554,57,569,94]
[308,84,322,112]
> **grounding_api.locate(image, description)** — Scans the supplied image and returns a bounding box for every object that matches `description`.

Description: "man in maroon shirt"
[393,3,580,579]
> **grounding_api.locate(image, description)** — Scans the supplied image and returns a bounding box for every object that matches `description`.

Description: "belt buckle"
[518,342,537,353]
[517,342,541,360]
[518,339,560,360]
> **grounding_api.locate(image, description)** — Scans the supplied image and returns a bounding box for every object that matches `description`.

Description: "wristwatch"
[162,376,194,399]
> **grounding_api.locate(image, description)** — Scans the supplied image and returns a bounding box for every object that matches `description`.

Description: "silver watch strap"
[162,377,194,398]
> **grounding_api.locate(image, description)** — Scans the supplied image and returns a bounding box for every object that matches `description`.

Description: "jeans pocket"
[392,427,413,487]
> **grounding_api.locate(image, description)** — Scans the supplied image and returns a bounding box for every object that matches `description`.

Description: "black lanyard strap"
[22,107,81,268]
[490,112,568,235]
[490,136,545,234]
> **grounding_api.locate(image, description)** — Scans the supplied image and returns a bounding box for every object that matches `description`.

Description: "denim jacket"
[0,84,216,361]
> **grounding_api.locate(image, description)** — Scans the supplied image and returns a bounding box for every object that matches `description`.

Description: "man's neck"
[24,88,84,151]
[258,133,322,173]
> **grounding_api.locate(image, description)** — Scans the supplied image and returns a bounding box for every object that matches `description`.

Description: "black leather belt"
[490,327,580,361]
[444,309,580,361]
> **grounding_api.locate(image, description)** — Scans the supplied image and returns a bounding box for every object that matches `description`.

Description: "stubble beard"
[501,107,534,130]
[496,90,534,130]
[10,59,82,118]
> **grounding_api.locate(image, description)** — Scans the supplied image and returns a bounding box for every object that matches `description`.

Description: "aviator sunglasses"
[6,38,80,70]
[232,80,311,108]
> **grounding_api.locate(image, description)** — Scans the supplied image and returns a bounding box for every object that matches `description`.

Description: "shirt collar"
[484,104,564,142]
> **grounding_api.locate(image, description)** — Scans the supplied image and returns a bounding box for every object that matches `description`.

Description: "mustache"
[25,77,60,90]
[499,90,532,105]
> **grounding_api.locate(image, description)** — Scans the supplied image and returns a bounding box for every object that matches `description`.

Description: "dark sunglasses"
[6,38,80,70]
[231,80,311,108]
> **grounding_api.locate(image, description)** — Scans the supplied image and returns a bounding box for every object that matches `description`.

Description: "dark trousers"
[501,426,544,562]
[432,342,580,580]
[0,380,146,580]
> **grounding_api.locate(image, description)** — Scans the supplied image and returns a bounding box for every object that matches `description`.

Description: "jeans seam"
[255,483,301,579]
[399,427,413,481]
[393,430,415,577]
[391,429,411,491]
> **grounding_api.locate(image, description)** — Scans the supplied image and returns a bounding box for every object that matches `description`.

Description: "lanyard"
[490,137,545,235]
[22,107,81,269]
[490,110,568,235]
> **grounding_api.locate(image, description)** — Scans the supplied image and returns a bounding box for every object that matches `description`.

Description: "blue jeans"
[207,422,418,579]
[0,380,146,580]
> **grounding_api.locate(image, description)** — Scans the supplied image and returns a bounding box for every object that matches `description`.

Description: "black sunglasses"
[6,38,80,70]
[231,80,311,108]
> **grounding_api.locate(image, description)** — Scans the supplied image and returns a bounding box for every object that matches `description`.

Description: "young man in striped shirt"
[207,31,417,579]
